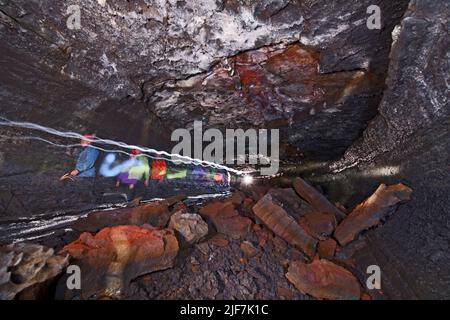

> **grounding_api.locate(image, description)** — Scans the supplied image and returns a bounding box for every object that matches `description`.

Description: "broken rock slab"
[334,183,413,246]
[0,243,69,300]
[267,188,316,220]
[61,225,179,299]
[73,200,173,233]
[199,201,252,239]
[169,211,208,244]
[317,239,338,260]
[252,194,317,258]
[286,259,361,300]
[299,211,337,240]
[293,177,346,220]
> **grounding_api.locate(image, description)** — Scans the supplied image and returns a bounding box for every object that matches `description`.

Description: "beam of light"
[0,117,246,176]
[242,175,254,185]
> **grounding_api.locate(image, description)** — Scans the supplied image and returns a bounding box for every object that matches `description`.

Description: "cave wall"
[1,0,408,160]
[329,0,450,299]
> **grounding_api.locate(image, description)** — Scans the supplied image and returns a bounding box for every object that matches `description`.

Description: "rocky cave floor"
[1,175,413,300]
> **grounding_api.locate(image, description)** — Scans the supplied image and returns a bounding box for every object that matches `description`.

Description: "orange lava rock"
[361,293,372,300]
[286,259,361,300]
[207,234,229,247]
[240,241,260,258]
[61,225,179,299]
[199,201,252,239]
[334,184,413,246]
[73,201,172,232]
[252,194,317,258]
[300,212,337,240]
[293,177,346,220]
[317,239,338,259]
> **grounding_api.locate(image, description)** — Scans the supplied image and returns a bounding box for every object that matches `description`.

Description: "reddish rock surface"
[293,177,346,220]
[286,259,361,300]
[267,188,316,221]
[207,234,230,248]
[199,201,252,239]
[61,225,179,299]
[226,191,246,206]
[240,241,260,258]
[317,239,338,260]
[300,212,337,240]
[252,194,317,258]
[334,184,413,246]
[73,201,173,232]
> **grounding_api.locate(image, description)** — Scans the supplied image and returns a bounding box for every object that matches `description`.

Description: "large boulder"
[169,211,208,244]
[61,225,179,299]
[334,184,412,246]
[0,243,69,300]
[286,259,361,300]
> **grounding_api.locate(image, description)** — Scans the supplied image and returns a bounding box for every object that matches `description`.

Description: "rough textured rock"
[293,177,346,220]
[252,194,317,258]
[128,233,308,300]
[0,0,408,161]
[334,0,450,171]
[317,0,450,299]
[300,212,337,240]
[317,239,338,260]
[334,184,412,246]
[169,211,208,244]
[0,243,68,300]
[73,201,172,232]
[199,201,252,239]
[267,188,315,220]
[61,225,179,299]
[286,259,361,300]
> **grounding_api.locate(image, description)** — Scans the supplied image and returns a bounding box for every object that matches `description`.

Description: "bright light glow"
[243,175,254,185]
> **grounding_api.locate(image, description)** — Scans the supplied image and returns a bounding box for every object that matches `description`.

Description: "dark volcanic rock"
[0,243,69,300]
[0,0,408,162]
[334,184,412,246]
[328,0,450,299]
[334,0,450,170]
[128,233,308,300]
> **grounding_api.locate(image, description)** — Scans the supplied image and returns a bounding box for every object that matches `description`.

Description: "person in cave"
[115,149,150,190]
[60,134,100,180]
